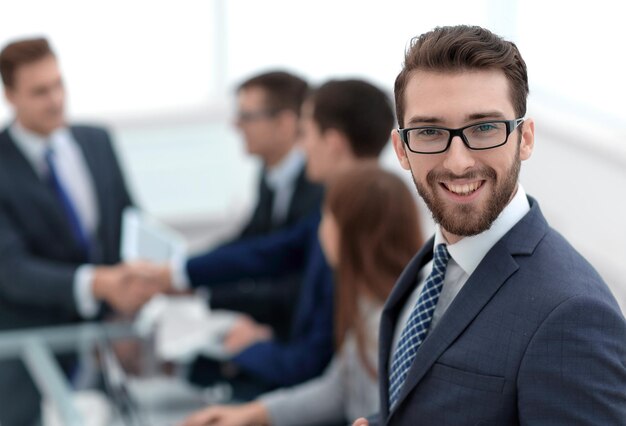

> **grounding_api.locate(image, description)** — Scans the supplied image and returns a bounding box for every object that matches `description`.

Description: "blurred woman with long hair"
[181,163,423,426]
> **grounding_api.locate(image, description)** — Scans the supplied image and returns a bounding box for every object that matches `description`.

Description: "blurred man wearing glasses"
[200,71,323,336]
[353,25,626,426]
[174,71,323,393]
[233,71,322,241]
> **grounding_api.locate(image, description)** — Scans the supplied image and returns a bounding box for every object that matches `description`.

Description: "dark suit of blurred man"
[186,71,323,338]
[0,37,158,425]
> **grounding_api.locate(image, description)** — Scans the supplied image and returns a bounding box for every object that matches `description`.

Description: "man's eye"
[475,123,497,132]
[418,128,442,136]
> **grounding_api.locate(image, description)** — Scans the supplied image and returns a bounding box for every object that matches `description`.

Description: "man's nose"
[442,135,476,174]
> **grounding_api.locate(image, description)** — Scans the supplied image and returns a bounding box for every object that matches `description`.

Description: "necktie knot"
[44,146,58,179]
[433,243,450,268]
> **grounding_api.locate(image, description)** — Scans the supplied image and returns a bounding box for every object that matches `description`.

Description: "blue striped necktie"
[389,243,450,409]
[45,147,91,260]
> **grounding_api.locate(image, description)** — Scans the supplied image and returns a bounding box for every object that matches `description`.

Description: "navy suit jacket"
[238,166,323,239]
[207,164,323,338]
[187,211,334,387]
[375,197,626,425]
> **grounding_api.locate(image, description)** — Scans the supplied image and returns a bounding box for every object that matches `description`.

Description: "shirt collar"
[434,184,530,276]
[9,121,71,176]
[265,147,305,191]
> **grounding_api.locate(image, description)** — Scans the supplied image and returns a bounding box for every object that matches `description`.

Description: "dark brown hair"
[0,37,55,88]
[237,70,308,116]
[310,79,394,158]
[325,163,422,377]
[394,25,529,127]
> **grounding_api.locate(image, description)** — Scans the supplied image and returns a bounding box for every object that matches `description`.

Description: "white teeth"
[446,181,481,195]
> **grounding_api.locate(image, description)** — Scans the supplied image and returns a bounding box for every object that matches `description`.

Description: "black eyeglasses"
[398,118,524,154]
[236,109,280,123]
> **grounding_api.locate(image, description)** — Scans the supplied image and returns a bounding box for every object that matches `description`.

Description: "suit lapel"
[0,129,79,248]
[384,199,548,421]
[383,238,435,313]
[286,167,305,224]
[388,244,519,417]
[379,238,434,420]
[71,127,107,262]
[258,173,274,228]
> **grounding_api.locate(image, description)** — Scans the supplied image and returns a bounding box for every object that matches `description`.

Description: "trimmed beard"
[410,142,521,237]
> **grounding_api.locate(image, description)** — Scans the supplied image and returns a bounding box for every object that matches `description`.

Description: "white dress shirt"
[265,147,306,225]
[391,184,531,356]
[9,121,101,318]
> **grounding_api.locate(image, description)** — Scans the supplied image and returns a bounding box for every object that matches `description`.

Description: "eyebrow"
[466,111,507,121]
[405,111,508,127]
[405,116,443,126]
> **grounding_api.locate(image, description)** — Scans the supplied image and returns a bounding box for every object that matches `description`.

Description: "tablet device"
[120,207,186,263]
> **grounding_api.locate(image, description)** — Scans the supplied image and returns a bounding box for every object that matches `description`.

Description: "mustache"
[426,167,497,184]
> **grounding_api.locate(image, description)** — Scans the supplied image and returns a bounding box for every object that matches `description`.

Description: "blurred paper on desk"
[42,390,112,426]
[120,207,187,263]
[134,294,238,362]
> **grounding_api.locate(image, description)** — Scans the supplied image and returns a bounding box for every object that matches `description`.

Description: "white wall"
[0,0,218,121]
[1,1,624,309]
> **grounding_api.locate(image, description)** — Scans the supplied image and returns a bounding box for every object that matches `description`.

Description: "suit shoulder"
[70,124,112,140]
[523,227,618,308]
[292,167,324,205]
[299,171,324,193]
[541,227,603,281]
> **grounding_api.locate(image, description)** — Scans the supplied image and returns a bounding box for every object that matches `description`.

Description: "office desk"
[0,322,214,426]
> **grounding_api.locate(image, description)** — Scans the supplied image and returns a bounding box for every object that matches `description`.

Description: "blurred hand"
[223,315,273,354]
[179,402,269,426]
[125,261,173,293]
[353,418,369,426]
[92,262,164,314]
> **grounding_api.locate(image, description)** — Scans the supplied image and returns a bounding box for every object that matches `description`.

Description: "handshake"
[91,262,174,315]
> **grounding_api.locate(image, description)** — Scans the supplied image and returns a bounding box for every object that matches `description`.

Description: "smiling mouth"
[441,181,484,196]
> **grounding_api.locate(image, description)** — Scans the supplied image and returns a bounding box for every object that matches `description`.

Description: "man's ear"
[276,109,298,131]
[519,118,535,161]
[392,129,411,170]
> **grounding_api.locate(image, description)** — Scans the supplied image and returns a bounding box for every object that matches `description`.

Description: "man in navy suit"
[208,71,323,339]
[355,25,626,425]
[232,71,322,240]
[0,37,160,425]
[161,79,395,400]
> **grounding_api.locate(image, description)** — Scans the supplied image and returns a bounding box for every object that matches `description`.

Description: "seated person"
[210,71,323,338]
[180,164,423,426]
[160,79,396,399]
[234,70,320,238]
